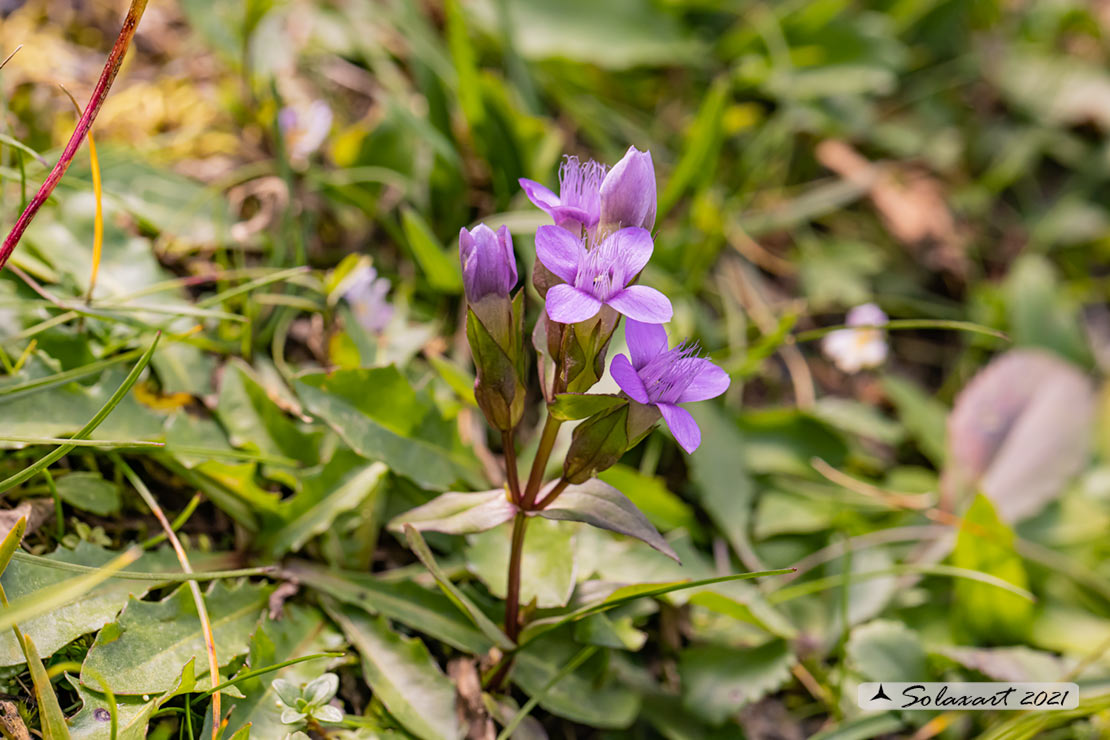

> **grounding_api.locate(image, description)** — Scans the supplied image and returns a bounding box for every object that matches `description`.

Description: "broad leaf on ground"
[327,602,460,740]
[223,604,346,739]
[678,639,795,726]
[81,581,272,694]
[0,543,177,667]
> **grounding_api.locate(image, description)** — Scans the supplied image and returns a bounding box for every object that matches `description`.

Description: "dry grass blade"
[57,85,105,303]
[115,456,221,740]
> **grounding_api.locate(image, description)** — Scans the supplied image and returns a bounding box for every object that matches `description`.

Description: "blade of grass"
[199,652,345,698]
[115,455,222,740]
[0,547,141,633]
[57,84,104,304]
[0,435,164,448]
[141,493,202,549]
[9,551,276,582]
[0,331,160,494]
[82,667,118,740]
[496,646,597,740]
[519,568,795,648]
[403,525,514,651]
[766,564,1035,605]
[793,319,1009,343]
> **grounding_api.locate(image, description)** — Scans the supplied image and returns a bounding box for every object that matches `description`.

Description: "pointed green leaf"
[297,371,480,490]
[81,581,272,695]
[548,393,627,421]
[389,490,516,535]
[263,452,388,556]
[403,526,514,650]
[284,560,490,654]
[223,605,346,739]
[536,478,678,561]
[327,602,460,740]
[0,543,178,666]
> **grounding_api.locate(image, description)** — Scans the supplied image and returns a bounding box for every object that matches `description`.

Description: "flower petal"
[677,358,731,403]
[600,146,656,231]
[546,284,603,324]
[607,285,673,323]
[658,403,701,454]
[535,225,583,284]
[495,225,518,288]
[519,178,561,211]
[624,318,669,369]
[610,353,649,403]
[606,227,654,283]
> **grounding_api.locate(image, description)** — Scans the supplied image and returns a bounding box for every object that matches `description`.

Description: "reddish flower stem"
[0,0,149,273]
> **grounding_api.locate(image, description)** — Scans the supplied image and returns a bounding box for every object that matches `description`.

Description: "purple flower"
[600,146,656,232]
[610,320,731,453]
[279,100,333,163]
[520,156,606,230]
[344,264,393,334]
[519,146,656,232]
[459,224,518,303]
[536,225,672,325]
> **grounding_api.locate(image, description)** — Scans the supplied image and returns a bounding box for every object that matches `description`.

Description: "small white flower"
[822,303,889,373]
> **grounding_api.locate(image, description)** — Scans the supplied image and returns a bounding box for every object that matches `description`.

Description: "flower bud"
[459,224,517,304]
[466,294,527,431]
[561,398,660,483]
[599,146,656,234]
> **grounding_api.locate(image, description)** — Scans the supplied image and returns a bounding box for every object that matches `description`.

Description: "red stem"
[0,0,149,272]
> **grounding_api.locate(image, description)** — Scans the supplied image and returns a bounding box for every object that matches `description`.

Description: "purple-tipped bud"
[459,224,518,304]
[599,146,656,233]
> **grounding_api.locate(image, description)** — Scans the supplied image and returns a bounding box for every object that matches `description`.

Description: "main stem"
[521,413,562,508]
[502,428,521,504]
[503,512,529,642]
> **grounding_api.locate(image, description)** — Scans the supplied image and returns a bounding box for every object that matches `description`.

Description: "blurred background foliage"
[2,0,1110,737]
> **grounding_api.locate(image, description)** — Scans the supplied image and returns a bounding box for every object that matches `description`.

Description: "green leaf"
[467,517,576,609]
[216,360,321,466]
[404,526,514,650]
[24,634,72,739]
[297,370,480,490]
[513,631,639,729]
[66,675,158,740]
[263,452,388,556]
[520,566,796,647]
[286,561,491,654]
[389,489,516,535]
[0,547,141,639]
[688,405,761,569]
[678,640,795,726]
[428,355,477,407]
[881,374,947,468]
[548,393,627,421]
[400,207,462,293]
[846,620,926,682]
[950,494,1033,643]
[327,602,460,740]
[536,478,678,561]
[81,581,271,695]
[659,76,728,217]
[54,472,122,516]
[223,605,346,739]
[0,517,25,579]
[597,465,702,538]
[0,542,177,666]
[0,335,161,495]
